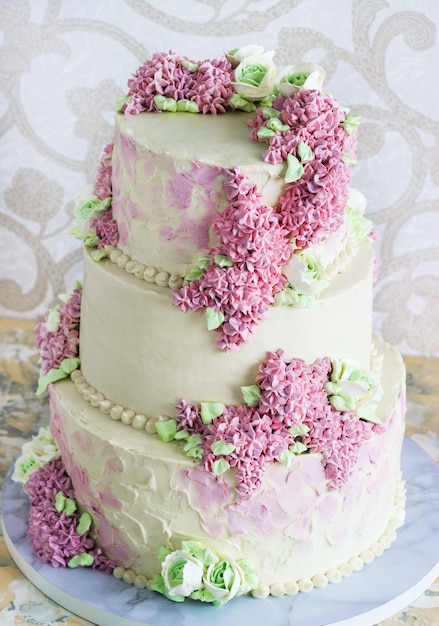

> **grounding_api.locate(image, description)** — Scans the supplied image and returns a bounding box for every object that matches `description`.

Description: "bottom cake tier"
[48,335,406,598]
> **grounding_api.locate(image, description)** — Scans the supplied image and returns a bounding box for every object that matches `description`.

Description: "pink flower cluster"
[173,170,291,350]
[176,350,379,499]
[123,51,234,115]
[25,457,115,572]
[35,288,82,375]
[90,142,119,248]
[90,209,119,249]
[93,142,113,201]
[249,90,357,248]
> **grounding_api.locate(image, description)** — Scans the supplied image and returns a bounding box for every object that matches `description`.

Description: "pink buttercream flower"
[90,209,119,248]
[93,142,113,200]
[186,56,234,115]
[175,348,382,499]
[35,288,82,375]
[25,458,115,573]
[123,52,234,115]
[173,169,291,351]
[248,89,357,248]
[302,405,374,489]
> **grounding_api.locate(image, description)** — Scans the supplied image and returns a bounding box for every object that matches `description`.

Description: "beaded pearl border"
[105,246,184,289]
[104,239,359,293]
[70,369,169,434]
[111,478,405,598]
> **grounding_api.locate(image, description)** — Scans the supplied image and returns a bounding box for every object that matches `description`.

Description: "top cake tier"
[112,111,285,276]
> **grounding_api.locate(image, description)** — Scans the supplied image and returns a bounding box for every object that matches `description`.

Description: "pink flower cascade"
[91,142,119,248]
[93,142,113,201]
[91,209,119,249]
[177,350,379,500]
[249,90,357,249]
[173,170,292,351]
[35,288,82,375]
[123,51,234,115]
[25,457,115,572]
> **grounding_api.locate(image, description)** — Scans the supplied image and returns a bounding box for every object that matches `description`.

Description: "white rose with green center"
[283,249,328,296]
[161,550,204,597]
[277,63,326,97]
[325,359,383,422]
[12,426,60,484]
[203,559,246,603]
[232,50,277,101]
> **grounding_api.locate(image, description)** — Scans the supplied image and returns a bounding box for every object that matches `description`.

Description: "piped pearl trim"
[104,238,361,294]
[105,246,184,289]
[70,368,169,433]
[111,478,406,598]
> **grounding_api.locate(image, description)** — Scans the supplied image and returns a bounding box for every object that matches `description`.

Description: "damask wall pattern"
[1,0,438,356]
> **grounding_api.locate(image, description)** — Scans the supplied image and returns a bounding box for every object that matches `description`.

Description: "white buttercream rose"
[283,249,328,296]
[161,550,204,597]
[203,559,246,603]
[325,359,383,422]
[231,49,277,101]
[277,63,326,97]
[12,426,59,484]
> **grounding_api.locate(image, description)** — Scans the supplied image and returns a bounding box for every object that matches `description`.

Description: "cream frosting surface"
[79,239,373,418]
[49,335,406,595]
[112,112,286,276]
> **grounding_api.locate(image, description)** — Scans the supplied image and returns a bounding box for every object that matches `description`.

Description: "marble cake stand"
[2,436,439,626]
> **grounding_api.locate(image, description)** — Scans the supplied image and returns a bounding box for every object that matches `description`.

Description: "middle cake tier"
[79,240,373,420]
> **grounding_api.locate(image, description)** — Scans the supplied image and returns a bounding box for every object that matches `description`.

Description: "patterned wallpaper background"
[1,0,438,357]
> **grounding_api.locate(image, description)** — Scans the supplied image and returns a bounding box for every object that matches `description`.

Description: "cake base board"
[2,436,439,626]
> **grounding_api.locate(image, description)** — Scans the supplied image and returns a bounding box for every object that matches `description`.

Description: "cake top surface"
[117,111,283,172]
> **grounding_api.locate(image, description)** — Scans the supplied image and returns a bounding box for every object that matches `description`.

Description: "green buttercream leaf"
[154,95,178,112]
[155,419,177,443]
[176,99,199,113]
[262,106,280,120]
[275,285,315,308]
[266,117,289,132]
[181,60,199,73]
[185,256,210,281]
[214,254,233,268]
[239,560,259,592]
[157,546,172,563]
[36,358,81,395]
[68,553,94,568]
[211,458,230,475]
[279,449,295,468]
[114,95,131,112]
[341,114,362,135]
[329,394,356,412]
[342,154,357,165]
[205,308,224,331]
[76,512,92,535]
[68,225,85,240]
[174,429,190,441]
[241,384,261,407]
[84,233,100,248]
[55,491,66,513]
[285,154,304,183]
[297,141,313,162]
[257,126,276,140]
[91,248,109,262]
[151,574,186,602]
[64,497,77,516]
[211,440,236,456]
[229,93,257,112]
[289,441,307,455]
[183,434,203,459]
[358,406,382,424]
[200,402,225,424]
[185,266,203,281]
[288,424,310,437]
